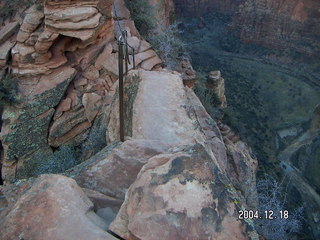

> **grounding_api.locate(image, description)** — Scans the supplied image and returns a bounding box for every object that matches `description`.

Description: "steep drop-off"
[172,0,320,238]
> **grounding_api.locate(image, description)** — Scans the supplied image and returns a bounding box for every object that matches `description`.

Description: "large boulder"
[109,144,258,240]
[0,174,118,240]
[67,139,171,199]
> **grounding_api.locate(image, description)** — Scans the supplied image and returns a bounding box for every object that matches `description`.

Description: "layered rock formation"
[172,0,320,56]
[0,0,162,181]
[233,0,320,56]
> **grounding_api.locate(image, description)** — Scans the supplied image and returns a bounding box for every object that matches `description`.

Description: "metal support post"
[118,38,125,142]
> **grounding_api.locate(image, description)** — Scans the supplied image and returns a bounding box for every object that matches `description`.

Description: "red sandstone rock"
[48,107,91,147]
[68,139,171,199]
[82,92,102,122]
[20,5,44,33]
[83,65,100,81]
[95,43,118,76]
[140,55,162,70]
[32,67,76,95]
[0,174,118,240]
[110,144,252,240]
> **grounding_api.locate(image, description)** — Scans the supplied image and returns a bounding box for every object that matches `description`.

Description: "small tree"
[149,23,188,69]
[255,175,304,240]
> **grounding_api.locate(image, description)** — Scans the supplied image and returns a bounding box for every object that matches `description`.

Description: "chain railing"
[118,30,135,142]
[113,3,136,142]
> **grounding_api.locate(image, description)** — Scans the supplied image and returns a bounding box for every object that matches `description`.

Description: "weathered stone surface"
[16,29,31,43]
[68,139,170,199]
[34,29,59,53]
[32,66,76,95]
[0,174,118,240]
[0,40,15,68]
[95,43,118,76]
[133,49,157,67]
[97,0,114,17]
[114,19,139,38]
[206,70,227,108]
[20,5,44,33]
[54,97,72,119]
[82,188,123,210]
[139,40,152,52]
[0,21,19,45]
[83,65,100,80]
[47,12,102,30]
[179,57,198,88]
[11,43,35,65]
[140,55,162,70]
[110,144,255,240]
[130,69,203,145]
[82,92,102,122]
[185,88,258,207]
[45,6,99,22]
[48,107,91,147]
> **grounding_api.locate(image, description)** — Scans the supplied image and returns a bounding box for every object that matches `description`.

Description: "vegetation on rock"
[125,0,187,69]
[124,0,156,36]
[0,74,19,107]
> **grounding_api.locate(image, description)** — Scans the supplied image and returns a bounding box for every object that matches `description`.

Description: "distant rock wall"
[172,0,320,56]
[233,0,320,57]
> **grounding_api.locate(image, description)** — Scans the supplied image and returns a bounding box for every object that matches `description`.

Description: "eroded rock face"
[109,144,257,240]
[0,174,118,240]
[0,0,117,181]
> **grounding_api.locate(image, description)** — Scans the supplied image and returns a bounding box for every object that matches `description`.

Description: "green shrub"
[34,145,80,175]
[0,73,19,106]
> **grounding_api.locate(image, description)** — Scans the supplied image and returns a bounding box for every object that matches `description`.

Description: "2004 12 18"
[238,210,289,220]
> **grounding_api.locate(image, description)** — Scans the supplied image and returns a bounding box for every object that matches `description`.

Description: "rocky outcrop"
[110,144,257,240]
[67,139,171,199]
[206,70,227,108]
[106,68,258,208]
[0,174,118,240]
[0,0,117,181]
